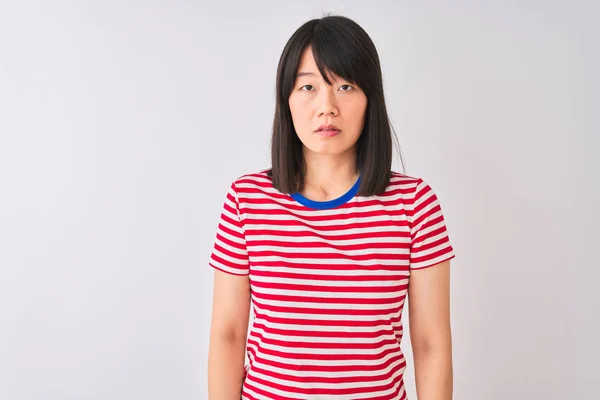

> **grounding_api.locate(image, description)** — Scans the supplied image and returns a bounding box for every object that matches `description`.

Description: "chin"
[309,145,353,156]
[301,137,358,157]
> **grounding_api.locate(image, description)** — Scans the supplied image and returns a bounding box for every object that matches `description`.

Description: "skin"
[409,260,453,399]
[208,45,453,400]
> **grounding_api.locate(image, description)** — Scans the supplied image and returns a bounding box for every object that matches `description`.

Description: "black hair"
[268,14,402,196]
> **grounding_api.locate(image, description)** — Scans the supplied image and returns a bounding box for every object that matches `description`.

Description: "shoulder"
[224,168,278,204]
[387,171,424,196]
[390,171,421,186]
[388,172,451,226]
[383,171,445,211]
[230,168,272,189]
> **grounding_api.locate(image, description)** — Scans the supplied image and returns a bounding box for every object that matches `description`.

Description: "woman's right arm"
[208,268,251,400]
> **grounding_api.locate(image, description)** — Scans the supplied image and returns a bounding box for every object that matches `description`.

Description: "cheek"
[288,98,299,118]
[348,99,367,126]
[289,99,310,126]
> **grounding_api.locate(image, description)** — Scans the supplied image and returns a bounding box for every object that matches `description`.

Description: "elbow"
[210,323,248,346]
[411,330,452,357]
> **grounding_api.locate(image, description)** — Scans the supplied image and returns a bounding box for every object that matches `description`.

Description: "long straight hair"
[268,15,402,196]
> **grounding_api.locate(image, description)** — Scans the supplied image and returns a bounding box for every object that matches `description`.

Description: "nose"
[316,86,339,117]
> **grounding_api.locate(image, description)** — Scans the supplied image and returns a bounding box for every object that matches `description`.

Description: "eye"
[300,84,315,91]
[339,84,354,91]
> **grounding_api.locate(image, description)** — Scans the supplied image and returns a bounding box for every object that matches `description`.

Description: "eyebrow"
[296,71,318,78]
[296,71,346,84]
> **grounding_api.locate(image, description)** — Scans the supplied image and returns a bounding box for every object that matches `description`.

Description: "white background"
[1,1,598,399]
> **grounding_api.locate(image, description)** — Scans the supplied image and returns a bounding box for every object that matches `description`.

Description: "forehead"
[297,47,317,69]
[296,46,341,82]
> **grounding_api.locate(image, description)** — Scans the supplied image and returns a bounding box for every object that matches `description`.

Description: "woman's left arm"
[408,259,453,400]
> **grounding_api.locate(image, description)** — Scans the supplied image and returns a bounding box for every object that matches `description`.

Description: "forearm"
[412,344,453,400]
[208,336,247,400]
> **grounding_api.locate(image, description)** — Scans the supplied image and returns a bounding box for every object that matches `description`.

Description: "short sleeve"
[208,182,250,276]
[408,178,456,270]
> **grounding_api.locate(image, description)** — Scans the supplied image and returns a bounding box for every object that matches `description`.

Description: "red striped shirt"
[209,170,455,399]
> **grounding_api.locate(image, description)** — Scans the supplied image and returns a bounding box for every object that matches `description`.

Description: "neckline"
[290,176,361,210]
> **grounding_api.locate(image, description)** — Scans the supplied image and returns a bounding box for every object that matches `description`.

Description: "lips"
[316,124,341,132]
[315,124,341,138]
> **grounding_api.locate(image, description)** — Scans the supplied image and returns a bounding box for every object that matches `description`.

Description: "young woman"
[208,15,455,400]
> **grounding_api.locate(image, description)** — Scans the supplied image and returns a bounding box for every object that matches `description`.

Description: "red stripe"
[250,269,408,282]
[250,280,407,293]
[247,343,402,368]
[245,229,410,240]
[248,348,405,372]
[214,231,245,251]
[246,368,404,396]
[240,390,260,400]
[251,321,400,339]
[249,215,404,226]
[240,205,408,220]
[249,359,405,384]
[210,263,247,276]
[251,299,403,317]
[250,329,401,350]
[411,246,453,264]
[251,291,406,305]
[242,381,298,400]
[211,244,246,263]
[412,223,447,245]
[412,233,450,253]
[253,311,402,327]
[247,239,410,251]
[417,209,443,227]
[250,250,410,262]
[217,220,244,240]
[251,260,409,271]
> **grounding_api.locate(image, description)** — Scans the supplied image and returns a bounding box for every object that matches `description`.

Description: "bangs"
[309,21,376,93]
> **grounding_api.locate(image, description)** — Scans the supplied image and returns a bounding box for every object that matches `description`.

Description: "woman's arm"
[208,269,251,400]
[408,259,453,400]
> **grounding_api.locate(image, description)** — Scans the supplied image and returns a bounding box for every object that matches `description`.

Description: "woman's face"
[288,47,367,158]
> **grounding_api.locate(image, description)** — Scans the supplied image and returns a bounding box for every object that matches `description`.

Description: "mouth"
[316,129,341,137]
[315,124,341,137]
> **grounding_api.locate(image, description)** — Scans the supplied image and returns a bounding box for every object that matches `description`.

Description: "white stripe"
[411,251,454,269]
[252,305,403,322]
[246,365,403,391]
[249,356,406,382]
[413,217,448,239]
[250,275,407,287]
[249,245,409,256]
[250,325,400,344]
[211,247,246,266]
[213,235,246,256]
[250,287,407,299]
[247,235,410,245]
[249,319,404,333]
[246,342,406,369]
[244,214,408,227]
[252,296,406,311]
[250,256,410,266]
[246,223,408,235]
[251,265,409,276]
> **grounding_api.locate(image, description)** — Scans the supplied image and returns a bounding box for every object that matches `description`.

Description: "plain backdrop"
[1,1,598,399]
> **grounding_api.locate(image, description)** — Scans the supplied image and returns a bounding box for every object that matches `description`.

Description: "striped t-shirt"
[209,170,455,400]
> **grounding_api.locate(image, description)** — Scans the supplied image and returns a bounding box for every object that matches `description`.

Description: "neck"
[301,147,360,200]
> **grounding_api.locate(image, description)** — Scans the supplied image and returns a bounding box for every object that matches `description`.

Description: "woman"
[208,15,455,400]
